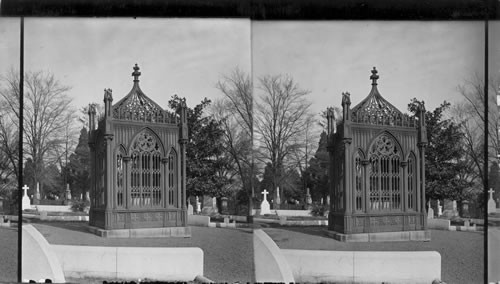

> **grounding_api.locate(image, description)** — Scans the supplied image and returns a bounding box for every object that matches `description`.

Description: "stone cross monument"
[260,189,271,215]
[488,188,497,214]
[22,185,31,210]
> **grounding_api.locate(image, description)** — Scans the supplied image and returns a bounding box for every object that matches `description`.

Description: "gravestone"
[66,184,71,199]
[201,196,218,215]
[187,200,194,215]
[85,191,90,201]
[427,200,434,219]
[260,189,271,215]
[437,200,443,217]
[461,200,470,218]
[22,185,31,210]
[326,196,330,206]
[442,199,458,217]
[33,183,40,205]
[195,196,201,214]
[305,188,312,207]
[221,197,228,214]
[275,187,281,209]
[488,188,497,214]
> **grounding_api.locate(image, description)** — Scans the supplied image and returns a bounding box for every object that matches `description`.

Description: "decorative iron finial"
[342,92,351,105]
[370,67,379,85]
[132,64,141,83]
[103,88,113,102]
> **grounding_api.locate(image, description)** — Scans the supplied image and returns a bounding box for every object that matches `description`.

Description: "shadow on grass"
[29,219,93,234]
[262,223,331,239]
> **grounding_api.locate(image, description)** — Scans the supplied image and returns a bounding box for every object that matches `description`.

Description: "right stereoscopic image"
[489,20,500,284]
[251,21,486,284]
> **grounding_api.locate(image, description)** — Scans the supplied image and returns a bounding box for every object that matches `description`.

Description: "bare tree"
[454,73,500,187]
[0,112,18,195]
[0,69,77,197]
[215,68,255,217]
[255,74,313,206]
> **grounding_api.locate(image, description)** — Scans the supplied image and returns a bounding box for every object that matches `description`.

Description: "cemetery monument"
[260,189,271,215]
[326,67,429,241]
[87,64,189,236]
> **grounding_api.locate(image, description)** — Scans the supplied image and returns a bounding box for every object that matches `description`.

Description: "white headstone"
[275,187,281,205]
[306,187,312,205]
[260,189,271,215]
[326,196,330,205]
[195,196,201,214]
[187,200,194,215]
[85,191,90,201]
[437,199,442,217]
[488,188,497,214]
[427,200,434,219]
[66,184,71,200]
[22,185,31,210]
[35,182,40,200]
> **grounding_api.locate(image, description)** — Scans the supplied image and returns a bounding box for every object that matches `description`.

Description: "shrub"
[71,200,90,212]
[310,203,329,217]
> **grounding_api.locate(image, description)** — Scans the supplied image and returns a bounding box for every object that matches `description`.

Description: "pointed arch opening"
[115,145,126,208]
[407,152,417,211]
[354,149,364,212]
[167,148,178,207]
[129,130,164,208]
[368,132,402,211]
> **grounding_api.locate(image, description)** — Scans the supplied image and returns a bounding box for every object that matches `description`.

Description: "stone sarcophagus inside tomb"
[87,64,189,236]
[326,67,429,241]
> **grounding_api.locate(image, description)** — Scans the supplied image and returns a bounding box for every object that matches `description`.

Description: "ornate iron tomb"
[87,64,189,236]
[326,67,429,241]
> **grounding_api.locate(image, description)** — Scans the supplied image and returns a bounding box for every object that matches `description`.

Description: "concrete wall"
[253,229,442,284]
[275,210,312,217]
[52,245,203,281]
[427,219,450,230]
[23,224,204,282]
[32,205,73,212]
[251,209,312,217]
[253,229,295,283]
[22,225,66,283]
[188,214,210,226]
[282,249,441,283]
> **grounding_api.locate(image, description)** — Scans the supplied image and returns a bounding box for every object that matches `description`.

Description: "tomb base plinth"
[325,229,431,242]
[88,225,191,238]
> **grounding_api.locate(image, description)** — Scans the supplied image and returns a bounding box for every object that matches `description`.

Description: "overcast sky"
[0,19,492,120]
[253,21,485,116]
[1,18,251,115]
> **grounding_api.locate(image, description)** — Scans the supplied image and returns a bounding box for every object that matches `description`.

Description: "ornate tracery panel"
[167,148,177,207]
[369,134,401,211]
[407,153,416,210]
[354,151,363,211]
[130,131,163,208]
[116,147,125,208]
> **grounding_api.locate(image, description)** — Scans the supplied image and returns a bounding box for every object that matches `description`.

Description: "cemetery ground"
[0,226,17,282]
[258,223,483,284]
[488,213,500,283]
[28,220,253,283]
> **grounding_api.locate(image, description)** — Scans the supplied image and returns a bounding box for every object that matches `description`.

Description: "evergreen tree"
[67,128,90,199]
[306,131,329,203]
[168,95,231,200]
[408,99,476,202]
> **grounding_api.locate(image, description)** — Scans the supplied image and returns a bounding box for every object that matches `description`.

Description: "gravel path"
[261,226,483,284]
[0,227,18,282]
[31,221,253,283]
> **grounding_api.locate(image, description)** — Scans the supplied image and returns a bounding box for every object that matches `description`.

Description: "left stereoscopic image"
[12,18,253,283]
[0,17,21,283]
